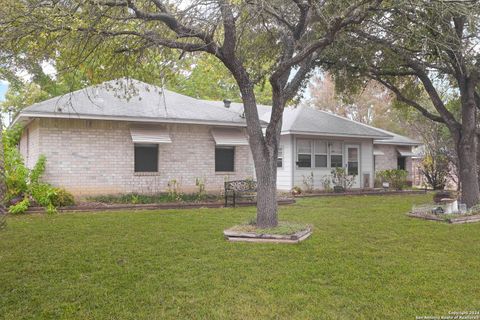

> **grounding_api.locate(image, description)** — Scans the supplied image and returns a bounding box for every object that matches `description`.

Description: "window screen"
[134,144,158,172]
[297,139,312,168]
[314,140,327,168]
[277,145,283,168]
[215,147,235,172]
[330,142,343,168]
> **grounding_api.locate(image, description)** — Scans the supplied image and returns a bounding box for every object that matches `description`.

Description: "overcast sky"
[0,81,7,102]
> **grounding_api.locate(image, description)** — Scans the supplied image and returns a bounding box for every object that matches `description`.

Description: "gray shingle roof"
[372,128,422,146]
[233,105,391,139]
[15,78,247,126]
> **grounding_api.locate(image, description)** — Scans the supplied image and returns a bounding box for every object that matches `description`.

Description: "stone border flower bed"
[24,198,296,214]
[296,189,427,198]
[223,224,312,244]
[408,212,480,224]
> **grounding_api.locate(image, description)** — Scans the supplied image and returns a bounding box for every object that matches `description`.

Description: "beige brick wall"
[20,118,254,196]
[374,144,413,181]
[19,119,41,169]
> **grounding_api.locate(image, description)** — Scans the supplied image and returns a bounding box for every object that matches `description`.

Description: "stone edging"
[408,212,480,224]
[24,198,296,214]
[295,190,427,198]
[223,227,312,244]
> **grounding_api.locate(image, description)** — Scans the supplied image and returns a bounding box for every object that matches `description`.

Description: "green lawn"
[1,194,479,319]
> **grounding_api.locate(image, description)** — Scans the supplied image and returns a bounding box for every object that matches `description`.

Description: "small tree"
[420,154,449,190]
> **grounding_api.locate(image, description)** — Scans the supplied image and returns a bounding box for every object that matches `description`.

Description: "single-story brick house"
[12,78,421,195]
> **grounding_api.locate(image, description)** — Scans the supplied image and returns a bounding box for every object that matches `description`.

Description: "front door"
[346,145,360,188]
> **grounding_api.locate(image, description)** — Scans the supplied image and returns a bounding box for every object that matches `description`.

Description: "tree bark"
[456,79,480,207]
[0,115,7,214]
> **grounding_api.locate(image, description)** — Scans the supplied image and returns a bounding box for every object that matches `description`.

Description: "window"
[397,156,406,170]
[330,142,343,168]
[215,147,235,172]
[277,145,283,168]
[314,140,327,168]
[134,144,158,172]
[296,139,312,168]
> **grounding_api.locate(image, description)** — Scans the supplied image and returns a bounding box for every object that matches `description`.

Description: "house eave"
[12,112,249,128]
[282,130,391,140]
[373,140,422,146]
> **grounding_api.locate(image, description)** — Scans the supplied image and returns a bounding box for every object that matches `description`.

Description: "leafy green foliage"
[8,197,30,214]
[2,125,29,202]
[2,126,74,213]
[377,169,408,190]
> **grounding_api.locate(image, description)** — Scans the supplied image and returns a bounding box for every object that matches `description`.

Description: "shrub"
[31,184,75,208]
[195,177,207,201]
[291,186,302,195]
[50,188,75,207]
[331,168,356,190]
[8,197,30,214]
[377,169,408,190]
[321,175,333,192]
[302,172,314,193]
[167,179,182,201]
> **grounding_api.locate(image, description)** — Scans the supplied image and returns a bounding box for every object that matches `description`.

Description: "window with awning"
[211,128,248,146]
[130,125,172,144]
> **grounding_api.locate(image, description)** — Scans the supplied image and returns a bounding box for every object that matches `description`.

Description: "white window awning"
[373,148,385,156]
[130,125,172,144]
[397,149,415,157]
[211,128,248,146]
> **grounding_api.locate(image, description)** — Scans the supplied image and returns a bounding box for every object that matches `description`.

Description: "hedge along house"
[12,79,256,196]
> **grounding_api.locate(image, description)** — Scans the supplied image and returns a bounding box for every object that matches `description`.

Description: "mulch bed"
[223,227,312,244]
[24,198,296,214]
[408,212,480,224]
[295,189,427,198]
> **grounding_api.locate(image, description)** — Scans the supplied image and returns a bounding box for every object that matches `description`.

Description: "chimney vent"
[223,99,231,108]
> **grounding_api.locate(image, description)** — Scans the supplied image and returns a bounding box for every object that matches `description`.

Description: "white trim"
[12,112,248,128]
[130,125,172,144]
[211,128,248,146]
[283,130,389,139]
[397,149,415,157]
[373,148,385,156]
[374,141,422,146]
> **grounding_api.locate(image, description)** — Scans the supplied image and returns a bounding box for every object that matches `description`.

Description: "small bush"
[302,172,314,193]
[8,197,30,214]
[331,168,356,190]
[291,186,302,195]
[50,188,75,207]
[195,177,207,201]
[377,169,408,190]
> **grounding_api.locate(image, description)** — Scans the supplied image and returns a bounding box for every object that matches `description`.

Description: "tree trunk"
[0,115,7,214]
[456,80,480,208]
[226,59,282,228]
[255,152,278,228]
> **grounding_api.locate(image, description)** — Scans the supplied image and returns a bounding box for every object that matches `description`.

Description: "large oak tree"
[0,0,381,227]
[323,0,480,207]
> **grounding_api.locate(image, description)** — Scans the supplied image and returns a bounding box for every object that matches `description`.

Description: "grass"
[1,193,480,319]
[228,221,311,235]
